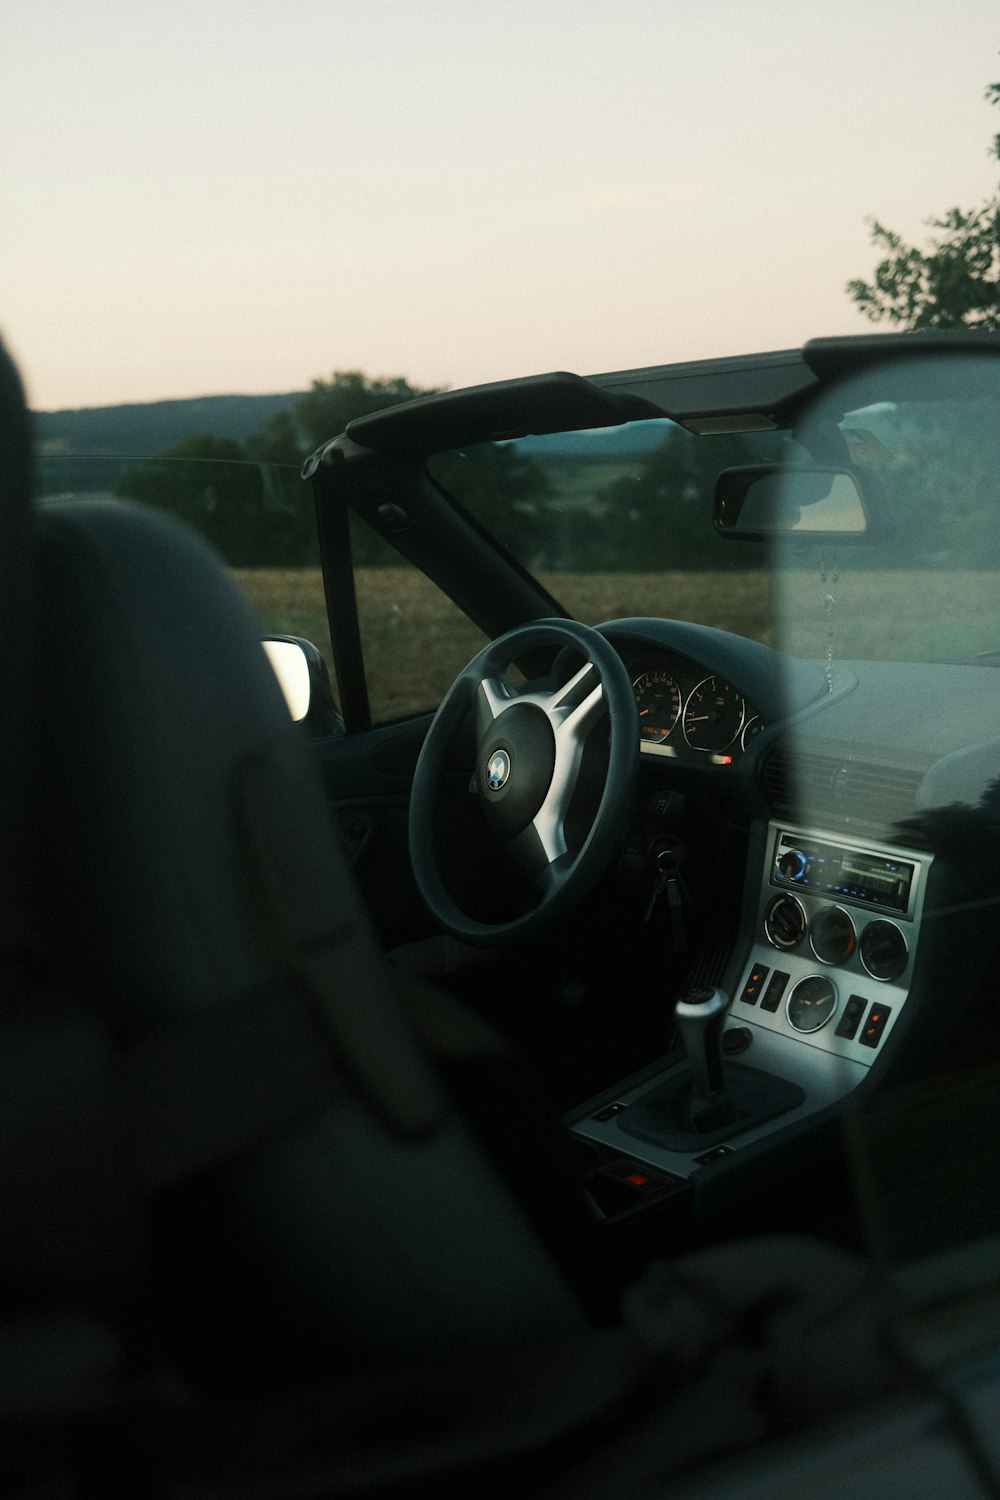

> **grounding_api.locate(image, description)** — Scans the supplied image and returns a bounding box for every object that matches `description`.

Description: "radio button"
[777,847,807,881]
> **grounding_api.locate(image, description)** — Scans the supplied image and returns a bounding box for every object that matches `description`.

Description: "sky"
[3,0,999,411]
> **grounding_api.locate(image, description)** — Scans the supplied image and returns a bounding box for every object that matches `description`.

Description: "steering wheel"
[409,618,638,945]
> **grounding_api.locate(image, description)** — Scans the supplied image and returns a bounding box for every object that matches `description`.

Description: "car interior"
[298,338,1000,1256]
[6,331,1000,1497]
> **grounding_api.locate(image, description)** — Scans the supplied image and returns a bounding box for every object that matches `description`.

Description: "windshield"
[428,419,790,646]
[428,354,1000,666]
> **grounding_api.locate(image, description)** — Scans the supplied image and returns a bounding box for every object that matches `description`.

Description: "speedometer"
[633,668,681,745]
[682,675,745,752]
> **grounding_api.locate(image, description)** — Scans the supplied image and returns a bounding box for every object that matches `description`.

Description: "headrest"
[0,339,32,517]
[0,340,35,946]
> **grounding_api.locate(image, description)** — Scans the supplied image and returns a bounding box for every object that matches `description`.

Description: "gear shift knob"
[675,986,730,1097]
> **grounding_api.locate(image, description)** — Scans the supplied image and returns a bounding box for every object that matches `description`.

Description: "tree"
[595,427,790,571]
[114,431,249,538]
[239,371,443,467]
[115,372,447,566]
[114,432,315,567]
[847,74,1000,329]
[294,371,442,455]
[244,409,303,466]
[428,442,555,567]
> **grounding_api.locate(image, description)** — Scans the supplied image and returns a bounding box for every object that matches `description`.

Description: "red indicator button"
[740,964,769,1005]
[625,1172,650,1189]
[859,1003,892,1049]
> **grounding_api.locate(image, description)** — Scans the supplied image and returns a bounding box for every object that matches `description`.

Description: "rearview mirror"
[714,465,874,541]
[262,635,344,736]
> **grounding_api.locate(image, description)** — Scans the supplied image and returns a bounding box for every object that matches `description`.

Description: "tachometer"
[633,668,681,745]
[682,675,745,752]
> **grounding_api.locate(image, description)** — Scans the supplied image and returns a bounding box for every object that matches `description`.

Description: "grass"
[233,566,1000,722]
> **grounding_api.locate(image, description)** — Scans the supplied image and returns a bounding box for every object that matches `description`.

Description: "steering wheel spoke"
[473,674,515,737]
[506,810,570,881]
[532,849,575,898]
[528,659,604,735]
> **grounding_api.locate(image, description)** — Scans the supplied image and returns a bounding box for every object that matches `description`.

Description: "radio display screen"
[773,832,914,914]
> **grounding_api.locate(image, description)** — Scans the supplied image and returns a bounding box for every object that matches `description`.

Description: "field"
[234,567,1000,722]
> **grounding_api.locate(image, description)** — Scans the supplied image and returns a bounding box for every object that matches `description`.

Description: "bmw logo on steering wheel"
[486,749,511,791]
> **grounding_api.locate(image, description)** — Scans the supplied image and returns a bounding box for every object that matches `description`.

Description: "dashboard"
[599,618,829,776]
[629,656,763,763]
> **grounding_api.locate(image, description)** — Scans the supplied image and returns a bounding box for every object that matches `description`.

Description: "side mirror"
[714,465,880,542]
[262,636,344,736]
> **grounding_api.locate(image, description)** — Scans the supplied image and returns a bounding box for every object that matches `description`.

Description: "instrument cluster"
[630,656,762,762]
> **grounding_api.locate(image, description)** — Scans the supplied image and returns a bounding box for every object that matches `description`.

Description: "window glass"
[774,357,1000,664]
[428,366,1000,667]
[349,513,488,723]
[428,420,793,648]
[35,450,338,696]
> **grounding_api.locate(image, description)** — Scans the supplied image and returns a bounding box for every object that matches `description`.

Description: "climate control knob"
[860,920,908,981]
[810,905,857,966]
[764,893,807,951]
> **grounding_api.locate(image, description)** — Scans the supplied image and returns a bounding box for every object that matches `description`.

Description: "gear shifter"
[674,985,729,1097]
[615,984,806,1152]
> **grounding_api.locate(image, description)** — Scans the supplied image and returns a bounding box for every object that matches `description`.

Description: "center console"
[738,823,926,1058]
[568,820,929,1208]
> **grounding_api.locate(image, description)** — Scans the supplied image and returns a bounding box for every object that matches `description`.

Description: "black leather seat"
[1,339,589,1398]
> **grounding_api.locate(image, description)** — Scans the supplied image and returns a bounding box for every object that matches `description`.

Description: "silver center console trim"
[736,820,928,1063]
[570,820,929,1182]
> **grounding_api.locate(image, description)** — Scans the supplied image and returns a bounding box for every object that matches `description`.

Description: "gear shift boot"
[618,1064,806,1152]
[617,987,806,1152]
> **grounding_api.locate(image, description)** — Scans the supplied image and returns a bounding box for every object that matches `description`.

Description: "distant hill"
[33,391,675,461]
[33,391,306,456]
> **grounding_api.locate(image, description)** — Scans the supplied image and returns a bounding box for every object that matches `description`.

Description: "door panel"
[313,718,433,947]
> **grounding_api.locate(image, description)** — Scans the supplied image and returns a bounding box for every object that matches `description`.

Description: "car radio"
[771,830,916,916]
